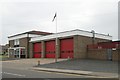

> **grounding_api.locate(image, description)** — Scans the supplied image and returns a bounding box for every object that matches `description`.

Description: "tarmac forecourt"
[32,59,118,79]
[1,58,119,79]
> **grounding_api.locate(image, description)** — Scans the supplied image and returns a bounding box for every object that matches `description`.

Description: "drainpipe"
[27,33,29,58]
[91,30,95,44]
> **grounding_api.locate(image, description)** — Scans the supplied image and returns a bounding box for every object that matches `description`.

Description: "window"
[14,39,19,46]
[21,49,25,55]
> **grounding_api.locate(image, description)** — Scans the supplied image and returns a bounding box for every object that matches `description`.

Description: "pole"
[19,48,20,59]
[8,48,9,58]
[55,12,58,63]
[27,33,29,58]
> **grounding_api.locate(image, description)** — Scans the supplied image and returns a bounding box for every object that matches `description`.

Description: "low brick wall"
[87,49,119,61]
[87,49,107,60]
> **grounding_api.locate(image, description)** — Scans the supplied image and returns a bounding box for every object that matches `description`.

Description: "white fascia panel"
[30,30,112,42]
[95,34,112,40]
[8,34,27,41]
[29,34,42,38]
[8,34,42,41]
[30,31,77,42]
[77,30,92,37]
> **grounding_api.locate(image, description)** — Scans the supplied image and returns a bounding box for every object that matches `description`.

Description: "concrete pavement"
[32,67,118,78]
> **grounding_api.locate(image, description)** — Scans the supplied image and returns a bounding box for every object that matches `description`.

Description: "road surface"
[1,59,95,78]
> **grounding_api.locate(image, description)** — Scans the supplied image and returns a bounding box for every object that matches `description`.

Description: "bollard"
[38,60,40,66]
[67,56,70,60]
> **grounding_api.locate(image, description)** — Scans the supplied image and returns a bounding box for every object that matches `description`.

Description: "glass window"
[14,39,19,45]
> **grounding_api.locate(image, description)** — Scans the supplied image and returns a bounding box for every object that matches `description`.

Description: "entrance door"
[14,48,26,58]
[14,49,19,58]
[107,49,112,61]
[8,47,25,58]
[20,49,25,58]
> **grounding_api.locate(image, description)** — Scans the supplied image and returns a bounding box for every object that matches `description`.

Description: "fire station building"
[8,29,119,61]
[8,30,52,58]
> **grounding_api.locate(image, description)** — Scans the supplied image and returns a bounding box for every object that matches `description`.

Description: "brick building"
[0,44,9,55]
[30,29,112,59]
[8,29,118,61]
[8,30,52,58]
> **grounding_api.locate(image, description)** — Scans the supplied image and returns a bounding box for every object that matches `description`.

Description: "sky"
[0,0,119,45]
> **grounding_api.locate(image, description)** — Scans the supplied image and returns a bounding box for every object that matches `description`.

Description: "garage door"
[33,42,41,58]
[60,38,73,58]
[45,40,55,58]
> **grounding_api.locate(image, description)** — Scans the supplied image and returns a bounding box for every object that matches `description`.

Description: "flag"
[52,13,57,22]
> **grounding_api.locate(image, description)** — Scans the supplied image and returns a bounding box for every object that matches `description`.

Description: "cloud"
[0,0,119,45]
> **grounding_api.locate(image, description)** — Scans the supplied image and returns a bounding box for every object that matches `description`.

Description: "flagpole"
[55,12,58,63]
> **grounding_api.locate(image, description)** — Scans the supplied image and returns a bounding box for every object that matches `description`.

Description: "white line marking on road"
[3,72,26,77]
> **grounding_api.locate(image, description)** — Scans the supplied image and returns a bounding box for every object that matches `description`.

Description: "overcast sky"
[0,0,119,45]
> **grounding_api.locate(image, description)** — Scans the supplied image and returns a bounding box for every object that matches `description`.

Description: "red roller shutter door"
[33,42,42,58]
[60,38,73,58]
[45,40,55,58]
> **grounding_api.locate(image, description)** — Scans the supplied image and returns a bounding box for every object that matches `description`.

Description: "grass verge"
[0,55,8,61]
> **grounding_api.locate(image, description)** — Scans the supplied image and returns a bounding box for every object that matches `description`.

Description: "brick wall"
[19,38,28,58]
[112,49,119,61]
[9,40,14,47]
[74,35,91,58]
[74,35,110,59]
[29,42,33,58]
[87,49,108,60]
[88,49,119,61]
